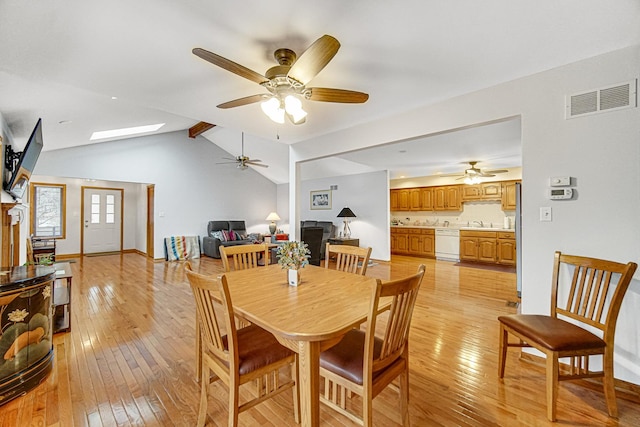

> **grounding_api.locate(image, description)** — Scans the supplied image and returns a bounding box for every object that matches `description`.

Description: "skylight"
[90,123,165,140]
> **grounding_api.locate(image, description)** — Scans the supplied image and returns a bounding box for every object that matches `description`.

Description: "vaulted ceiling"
[1,1,638,183]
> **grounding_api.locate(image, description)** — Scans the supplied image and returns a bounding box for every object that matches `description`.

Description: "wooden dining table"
[223,263,379,427]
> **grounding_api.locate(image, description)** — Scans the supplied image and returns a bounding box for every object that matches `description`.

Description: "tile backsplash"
[391,201,514,228]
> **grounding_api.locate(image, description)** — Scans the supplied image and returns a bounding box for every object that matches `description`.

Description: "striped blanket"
[164,236,201,261]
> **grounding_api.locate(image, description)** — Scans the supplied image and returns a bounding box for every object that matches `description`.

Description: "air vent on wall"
[566,79,637,119]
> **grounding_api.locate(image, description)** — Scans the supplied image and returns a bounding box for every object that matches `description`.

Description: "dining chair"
[184,263,299,427]
[319,264,426,426]
[220,243,268,271]
[301,227,324,266]
[498,251,637,421]
[325,243,372,275]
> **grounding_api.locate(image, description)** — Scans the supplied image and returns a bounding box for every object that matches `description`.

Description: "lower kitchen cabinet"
[391,227,434,257]
[460,230,516,266]
[497,232,516,265]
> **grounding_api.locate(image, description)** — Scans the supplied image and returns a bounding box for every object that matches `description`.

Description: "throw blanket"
[164,236,200,261]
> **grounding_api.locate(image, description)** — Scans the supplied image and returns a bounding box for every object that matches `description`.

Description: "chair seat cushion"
[498,314,605,352]
[320,329,384,385]
[234,325,293,375]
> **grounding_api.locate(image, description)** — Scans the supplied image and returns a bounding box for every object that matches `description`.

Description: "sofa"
[300,220,335,259]
[202,220,255,258]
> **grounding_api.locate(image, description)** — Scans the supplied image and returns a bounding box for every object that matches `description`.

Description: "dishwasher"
[435,228,460,261]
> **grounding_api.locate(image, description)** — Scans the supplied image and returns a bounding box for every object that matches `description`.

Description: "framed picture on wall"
[310,190,332,210]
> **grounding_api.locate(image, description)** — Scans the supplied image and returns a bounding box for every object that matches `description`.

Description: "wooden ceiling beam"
[188,121,216,139]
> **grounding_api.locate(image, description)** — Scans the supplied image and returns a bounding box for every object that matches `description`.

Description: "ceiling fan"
[193,34,369,125]
[442,161,509,183]
[217,133,268,170]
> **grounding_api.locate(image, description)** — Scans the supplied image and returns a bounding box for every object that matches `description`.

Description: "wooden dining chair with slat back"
[184,263,299,427]
[220,243,268,271]
[325,243,372,275]
[193,244,267,381]
[498,251,637,421]
[319,264,426,426]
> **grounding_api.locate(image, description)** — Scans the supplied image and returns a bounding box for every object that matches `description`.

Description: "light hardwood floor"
[1,253,638,426]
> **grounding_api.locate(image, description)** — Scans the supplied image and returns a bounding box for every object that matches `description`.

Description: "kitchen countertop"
[391,224,514,232]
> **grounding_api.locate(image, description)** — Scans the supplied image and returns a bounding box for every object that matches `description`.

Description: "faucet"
[473,220,484,228]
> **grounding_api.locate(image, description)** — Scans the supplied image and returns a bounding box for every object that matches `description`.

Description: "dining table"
[223,263,380,427]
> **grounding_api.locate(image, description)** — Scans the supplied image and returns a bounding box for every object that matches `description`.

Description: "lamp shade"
[265,212,281,221]
[337,207,356,218]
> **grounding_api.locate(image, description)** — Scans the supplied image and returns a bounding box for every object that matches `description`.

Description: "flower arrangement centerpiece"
[276,241,311,286]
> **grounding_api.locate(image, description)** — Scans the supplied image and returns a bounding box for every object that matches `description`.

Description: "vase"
[288,269,301,286]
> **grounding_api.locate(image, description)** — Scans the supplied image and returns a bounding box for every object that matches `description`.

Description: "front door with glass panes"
[83,187,122,254]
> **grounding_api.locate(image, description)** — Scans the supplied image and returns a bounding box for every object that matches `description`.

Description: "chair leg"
[602,350,619,418]
[399,368,410,427]
[229,376,240,427]
[545,352,559,422]
[363,383,374,427]
[197,366,209,427]
[498,324,508,378]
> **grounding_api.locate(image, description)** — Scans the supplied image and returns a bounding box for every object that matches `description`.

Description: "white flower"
[8,308,28,323]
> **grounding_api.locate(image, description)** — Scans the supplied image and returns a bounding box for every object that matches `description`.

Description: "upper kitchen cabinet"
[409,188,422,211]
[501,180,520,210]
[461,182,502,201]
[434,185,461,211]
[420,187,434,210]
[390,189,410,210]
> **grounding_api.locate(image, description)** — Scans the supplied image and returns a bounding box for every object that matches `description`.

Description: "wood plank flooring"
[1,253,639,426]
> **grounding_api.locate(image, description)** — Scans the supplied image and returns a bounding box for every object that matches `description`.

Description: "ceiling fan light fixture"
[284,95,307,124]
[261,97,285,124]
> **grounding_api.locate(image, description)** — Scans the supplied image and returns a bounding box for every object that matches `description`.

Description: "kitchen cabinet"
[390,189,410,210]
[409,188,422,211]
[497,231,516,266]
[407,228,435,257]
[391,227,409,253]
[460,230,516,265]
[391,227,434,257]
[461,182,502,201]
[501,180,520,211]
[434,185,461,211]
[420,187,434,210]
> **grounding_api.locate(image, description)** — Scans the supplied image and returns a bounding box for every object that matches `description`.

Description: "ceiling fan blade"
[245,159,262,163]
[287,35,340,85]
[217,94,269,109]
[438,172,465,177]
[479,173,497,178]
[306,87,369,103]
[216,161,239,165]
[193,48,267,85]
[483,169,509,174]
[247,162,269,168]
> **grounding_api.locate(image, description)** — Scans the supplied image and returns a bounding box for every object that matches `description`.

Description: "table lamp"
[337,207,356,238]
[266,212,281,234]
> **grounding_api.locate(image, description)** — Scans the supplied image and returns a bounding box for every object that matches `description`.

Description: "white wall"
[290,170,390,260]
[288,46,640,384]
[34,130,278,257]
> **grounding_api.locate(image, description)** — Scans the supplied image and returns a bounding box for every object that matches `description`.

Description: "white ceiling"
[1,1,638,183]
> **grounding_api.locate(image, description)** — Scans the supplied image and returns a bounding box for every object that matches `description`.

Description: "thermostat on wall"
[548,188,573,200]
[550,176,571,186]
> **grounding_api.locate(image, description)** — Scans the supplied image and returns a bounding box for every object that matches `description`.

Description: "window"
[30,183,66,238]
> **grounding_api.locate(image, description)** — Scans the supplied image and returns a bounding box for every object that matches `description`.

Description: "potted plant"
[276,241,311,286]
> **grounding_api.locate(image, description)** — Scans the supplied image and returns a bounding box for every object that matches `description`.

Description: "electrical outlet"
[540,207,552,222]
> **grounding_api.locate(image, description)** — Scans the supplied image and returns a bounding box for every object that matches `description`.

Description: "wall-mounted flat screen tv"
[4,118,44,200]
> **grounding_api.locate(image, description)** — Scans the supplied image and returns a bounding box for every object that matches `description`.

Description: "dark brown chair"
[498,251,637,421]
[301,227,324,266]
[319,264,426,426]
[184,263,298,426]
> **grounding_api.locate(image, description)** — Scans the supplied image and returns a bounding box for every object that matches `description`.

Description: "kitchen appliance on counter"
[435,228,460,261]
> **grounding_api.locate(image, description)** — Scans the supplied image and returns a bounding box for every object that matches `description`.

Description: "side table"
[327,237,360,247]
[52,262,72,333]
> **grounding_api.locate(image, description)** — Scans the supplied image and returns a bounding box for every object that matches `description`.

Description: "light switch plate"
[550,176,571,187]
[540,207,552,221]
